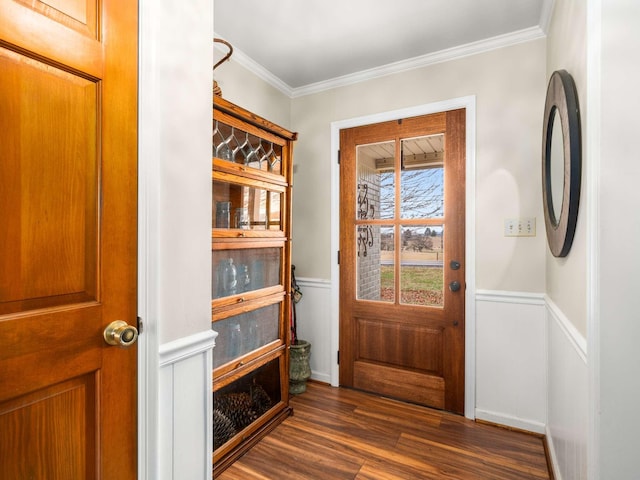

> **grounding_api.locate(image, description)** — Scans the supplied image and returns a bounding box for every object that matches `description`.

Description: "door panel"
[0,48,99,314]
[0,0,138,477]
[0,374,98,479]
[340,109,465,413]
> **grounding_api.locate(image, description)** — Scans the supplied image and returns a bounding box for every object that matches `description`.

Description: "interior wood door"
[339,109,465,414]
[0,0,138,478]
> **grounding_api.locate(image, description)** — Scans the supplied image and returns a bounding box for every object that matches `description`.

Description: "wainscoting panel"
[295,277,332,384]
[159,330,216,480]
[475,290,547,433]
[546,297,588,480]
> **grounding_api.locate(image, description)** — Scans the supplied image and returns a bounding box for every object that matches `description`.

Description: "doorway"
[339,109,466,413]
[329,97,476,417]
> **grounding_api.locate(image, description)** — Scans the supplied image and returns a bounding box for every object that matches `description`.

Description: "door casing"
[329,96,477,418]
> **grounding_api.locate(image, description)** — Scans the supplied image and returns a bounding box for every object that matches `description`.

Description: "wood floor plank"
[397,433,549,479]
[216,382,551,479]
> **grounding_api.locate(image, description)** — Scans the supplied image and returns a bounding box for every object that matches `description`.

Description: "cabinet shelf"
[212,96,296,477]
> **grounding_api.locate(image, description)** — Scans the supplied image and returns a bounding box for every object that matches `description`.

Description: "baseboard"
[475,408,546,435]
[545,425,561,480]
[310,371,331,384]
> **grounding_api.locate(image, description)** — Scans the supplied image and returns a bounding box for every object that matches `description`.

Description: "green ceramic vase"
[289,340,311,395]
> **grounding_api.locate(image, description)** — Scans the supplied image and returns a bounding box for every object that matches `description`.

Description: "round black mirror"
[542,70,582,257]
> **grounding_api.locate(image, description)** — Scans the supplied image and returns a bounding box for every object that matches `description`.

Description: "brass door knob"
[104,320,138,347]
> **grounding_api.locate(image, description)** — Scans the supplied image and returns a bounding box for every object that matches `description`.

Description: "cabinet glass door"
[212,246,282,300]
[213,179,284,232]
[212,302,281,369]
[213,357,282,451]
[213,119,283,176]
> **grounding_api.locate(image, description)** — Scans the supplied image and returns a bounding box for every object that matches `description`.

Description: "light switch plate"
[504,218,536,237]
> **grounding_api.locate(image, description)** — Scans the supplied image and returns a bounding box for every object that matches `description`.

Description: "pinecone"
[251,383,272,416]
[213,409,236,449]
[215,392,258,430]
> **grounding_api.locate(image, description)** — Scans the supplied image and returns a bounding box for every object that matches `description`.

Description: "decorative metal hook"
[213,38,234,97]
[214,38,233,70]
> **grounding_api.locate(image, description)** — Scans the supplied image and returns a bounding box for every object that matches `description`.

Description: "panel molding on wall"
[475,289,547,434]
[545,295,588,480]
[295,277,332,385]
[159,330,216,480]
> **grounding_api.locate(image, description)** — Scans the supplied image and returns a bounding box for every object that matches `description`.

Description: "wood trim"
[213,97,297,141]
[212,345,285,391]
[213,163,288,189]
[212,289,286,318]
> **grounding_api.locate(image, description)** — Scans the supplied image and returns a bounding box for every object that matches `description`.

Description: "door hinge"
[137,316,143,335]
[337,250,340,264]
[337,150,341,164]
[337,351,340,364]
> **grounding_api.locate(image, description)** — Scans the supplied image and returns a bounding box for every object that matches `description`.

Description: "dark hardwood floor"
[217,382,551,479]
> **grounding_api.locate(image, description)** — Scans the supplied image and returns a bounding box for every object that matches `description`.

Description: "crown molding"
[293,26,546,98]
[539,0,556,34]
[214,34,294,97]
[216,25,546,99]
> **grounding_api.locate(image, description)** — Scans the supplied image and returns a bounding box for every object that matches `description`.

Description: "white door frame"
[330,96,477,419]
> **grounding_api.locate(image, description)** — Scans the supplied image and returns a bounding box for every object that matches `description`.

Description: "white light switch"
[504,218,536,237]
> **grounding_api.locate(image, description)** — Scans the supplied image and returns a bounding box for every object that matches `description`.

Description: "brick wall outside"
[356,164,381,301]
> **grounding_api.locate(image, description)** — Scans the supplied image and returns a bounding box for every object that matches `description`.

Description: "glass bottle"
[229,321,242,358]
[239,264,250,293]
[215,201,231,228]
[219,258,237,296]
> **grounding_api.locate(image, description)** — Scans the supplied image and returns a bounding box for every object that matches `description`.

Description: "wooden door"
[0,0,138,478]
[339,109,465,414]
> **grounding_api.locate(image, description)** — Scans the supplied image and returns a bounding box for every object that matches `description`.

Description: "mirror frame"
[542,69,582,257]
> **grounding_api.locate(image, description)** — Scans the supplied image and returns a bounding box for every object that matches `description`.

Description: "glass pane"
[357,225,394,303]
[213,357,282,450]
[549,108,565,222]
[400,225,444,306]
[401,135,444,219]
[212,303,280,369]
[213,179,282,231]
[213,247,281,299]
[213,119,282,175]
[267,191,281,230]
[356,141,395,219]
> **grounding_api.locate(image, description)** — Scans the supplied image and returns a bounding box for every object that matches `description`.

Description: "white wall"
[140,0,213,345]
[213,55,292,130]
[598,1,640,477]
[544,0,589,478]
[546,0,588,337]
[138,0,214,478]
[546,297,588,479]
[475,291,546,433]
[159,332,215,480]
[291,40,548,290]
[295,278,332,385]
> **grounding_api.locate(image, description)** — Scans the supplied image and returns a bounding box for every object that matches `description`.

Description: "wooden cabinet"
[212,97,296,476]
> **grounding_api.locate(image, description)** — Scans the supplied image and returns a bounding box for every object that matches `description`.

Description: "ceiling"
[214,0,552,95]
